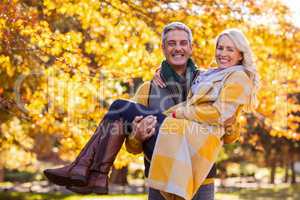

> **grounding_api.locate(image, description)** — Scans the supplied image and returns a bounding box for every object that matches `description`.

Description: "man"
[125,22,217,200]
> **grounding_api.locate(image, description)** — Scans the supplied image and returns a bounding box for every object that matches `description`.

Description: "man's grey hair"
[162,22,193,45]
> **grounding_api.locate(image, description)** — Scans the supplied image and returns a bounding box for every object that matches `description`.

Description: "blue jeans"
[106,100,166,162]
[105,99,166,124]
[192,184,215,200]
[107,100,215,200]
[148,184,215,200]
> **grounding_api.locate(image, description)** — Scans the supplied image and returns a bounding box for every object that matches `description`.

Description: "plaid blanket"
[146,66,253,199]
[147,117,224,199]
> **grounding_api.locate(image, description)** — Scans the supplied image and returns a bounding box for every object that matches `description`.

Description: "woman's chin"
[219,63,234,68]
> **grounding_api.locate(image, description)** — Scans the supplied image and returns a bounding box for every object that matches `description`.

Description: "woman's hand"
[152,68,166,88]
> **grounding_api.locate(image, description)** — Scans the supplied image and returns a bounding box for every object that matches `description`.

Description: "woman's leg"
[66,119,125,194]
[66,99,166,194]
[104,99,166,124]
[44,119,119,187]
[90,99,166,170]
[65,99,166,194]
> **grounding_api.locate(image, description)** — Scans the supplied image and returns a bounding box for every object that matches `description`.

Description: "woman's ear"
[239,52,243,61]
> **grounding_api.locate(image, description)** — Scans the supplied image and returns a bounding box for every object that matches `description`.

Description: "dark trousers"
[106,100,215,200]
[105,99,166,161]
[148,184,215,200]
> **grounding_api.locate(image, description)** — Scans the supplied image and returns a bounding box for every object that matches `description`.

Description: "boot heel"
[93,186,108,194]
[43,166,73,186]
[70,175,87,186]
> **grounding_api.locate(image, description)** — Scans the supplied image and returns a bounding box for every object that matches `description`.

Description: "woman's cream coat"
[147,67,253,200]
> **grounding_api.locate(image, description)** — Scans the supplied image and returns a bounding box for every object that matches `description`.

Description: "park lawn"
[234,184,300,200]
[216,183,300,200]
[0,192,147,200]
[0,184,299,200]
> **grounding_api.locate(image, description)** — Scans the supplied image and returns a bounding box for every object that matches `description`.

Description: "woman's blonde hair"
[215,28,260,111]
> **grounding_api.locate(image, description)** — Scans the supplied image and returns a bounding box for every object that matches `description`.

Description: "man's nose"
[174,43,182,50]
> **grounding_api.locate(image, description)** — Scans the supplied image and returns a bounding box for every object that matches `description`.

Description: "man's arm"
[131,81,151,106]
[125,82,157,154]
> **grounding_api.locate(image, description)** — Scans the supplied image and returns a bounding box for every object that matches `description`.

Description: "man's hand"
[152,68,166,88]
[132,115,157,142]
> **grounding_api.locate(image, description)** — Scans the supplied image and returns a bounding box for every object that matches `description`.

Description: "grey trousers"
[148,183,215,200]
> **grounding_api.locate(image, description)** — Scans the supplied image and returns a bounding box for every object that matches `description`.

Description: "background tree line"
[0,0,299,184]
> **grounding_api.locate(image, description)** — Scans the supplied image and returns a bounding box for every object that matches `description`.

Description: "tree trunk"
[0,167,4,182]
[109,166,128,185]
[290,159,296,184]
[284,163,289,183]
[270,160,276,184]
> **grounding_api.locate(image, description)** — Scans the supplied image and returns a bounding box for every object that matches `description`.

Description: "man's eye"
[180,41,188,46]
[168,43,176,47]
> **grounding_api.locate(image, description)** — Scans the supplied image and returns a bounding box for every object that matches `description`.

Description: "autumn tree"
[0,0,299,183]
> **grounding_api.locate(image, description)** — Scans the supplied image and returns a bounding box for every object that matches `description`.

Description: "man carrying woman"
[44,22,259,200]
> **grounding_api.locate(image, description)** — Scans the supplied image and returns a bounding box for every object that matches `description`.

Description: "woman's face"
[216,35,243,68]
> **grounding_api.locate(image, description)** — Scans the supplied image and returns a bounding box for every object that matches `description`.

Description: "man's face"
[162,30,192,68]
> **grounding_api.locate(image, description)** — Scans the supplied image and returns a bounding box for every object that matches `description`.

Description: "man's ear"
[189,43,193,55]
[162,43,166,56]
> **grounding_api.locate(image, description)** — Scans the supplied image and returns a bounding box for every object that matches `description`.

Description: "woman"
[147,28,259,200]
[44,28,259,199]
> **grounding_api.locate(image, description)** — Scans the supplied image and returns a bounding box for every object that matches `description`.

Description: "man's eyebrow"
[167,39,189,41]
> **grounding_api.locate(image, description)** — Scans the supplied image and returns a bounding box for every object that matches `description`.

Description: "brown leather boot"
[66,171,108,194]
[43,165,73,186]
[44,120,113,187]
[66,120,126,194]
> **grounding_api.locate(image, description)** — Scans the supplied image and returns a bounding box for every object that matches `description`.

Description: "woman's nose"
[219,50,228,56]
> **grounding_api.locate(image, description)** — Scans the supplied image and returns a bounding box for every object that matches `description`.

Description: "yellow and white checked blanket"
[147,118,224,200]
[146,66,254,199]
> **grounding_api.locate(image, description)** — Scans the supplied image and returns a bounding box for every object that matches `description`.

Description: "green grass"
[216,184,300,200]
[1,184,299,200]
[0,192,147,200]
